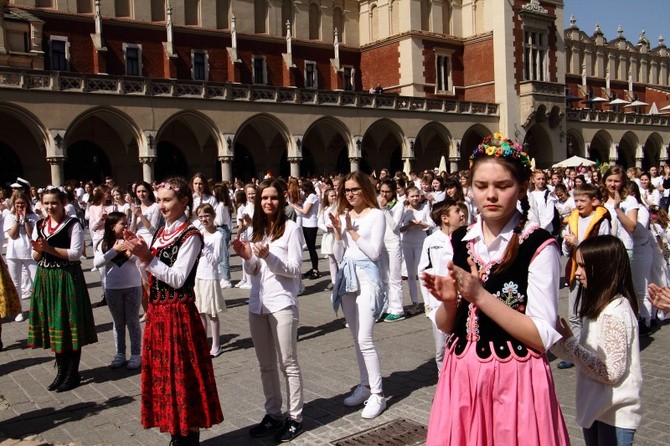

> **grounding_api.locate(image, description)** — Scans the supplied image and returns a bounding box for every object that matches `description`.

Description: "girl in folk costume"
[553,235,642,446]
[124,178,223,446]
[0,255,21,351]
[28,187,97,392]
[422,133,570,445]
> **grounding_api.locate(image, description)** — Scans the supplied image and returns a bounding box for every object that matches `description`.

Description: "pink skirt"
[426,339,570,446]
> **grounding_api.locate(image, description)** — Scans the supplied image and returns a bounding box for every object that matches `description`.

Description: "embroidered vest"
[448,225,555,360]
[564,206,611,285]
[37,217,81,268]
[149,225,202,304]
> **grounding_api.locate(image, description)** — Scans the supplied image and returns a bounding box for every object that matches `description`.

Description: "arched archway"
[154,142,189,181]
[618,132,638,169]
[566,129,584,158]
[460,124,491,170]
[589,130,612,165]
[156,111,221,181]
[302,117,352,175]
[361,119,404,174]
[413,122,451,172]
[643,133,663,170]
[0,141,24,188]
[0,103,49,185]
[64,140,111,184]
[234,114,291,180]
[523,124,553,168]
[232,144,257,182]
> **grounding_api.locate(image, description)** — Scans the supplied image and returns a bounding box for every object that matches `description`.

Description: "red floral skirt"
[140,298,223,435]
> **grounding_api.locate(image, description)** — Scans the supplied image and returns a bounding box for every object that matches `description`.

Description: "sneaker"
[557,361,574,369]
[126,355,142,370]
[384,313,406,323]
[344,384,371,407]
[220,279,232,289]
[361,394,386,419]
[210,347,223,358]
[14,312,25,322]
[274,418,303,443]
[139,314,147,323]
[308,270,321,280]
[249,414,283,438]
[302,269,313,278]
[110,354,126,369]
[239,282,252,289]
[407,303,420,315]
[235,280,247,288]
[326,282,334,290]
[91,266,97,272]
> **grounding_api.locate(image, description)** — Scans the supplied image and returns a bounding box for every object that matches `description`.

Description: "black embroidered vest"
[37,217,81,268]
[447,225,554,360]
[149,225,202,304]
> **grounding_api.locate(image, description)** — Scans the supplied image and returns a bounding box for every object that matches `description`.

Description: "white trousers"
[380,243,404,315]
[6,258,37,304]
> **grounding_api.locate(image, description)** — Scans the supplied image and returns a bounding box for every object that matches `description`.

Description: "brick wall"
[462,37,494,102]
[360,42,400,92]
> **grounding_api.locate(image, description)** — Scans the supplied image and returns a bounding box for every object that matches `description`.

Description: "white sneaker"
[14,312,25,322]
[220,279,232,289]
[91,267,97,272]
[361,394,386,419]
[234,280,247,288]
[239,282,252,289]
[343,385,371,407]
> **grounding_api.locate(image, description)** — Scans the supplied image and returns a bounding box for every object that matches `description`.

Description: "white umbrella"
[624,100,650,107]
[552,155,597,168]
[438,155,447,173]
[660,104,670,111]
[649,102,659,115]
[582,97,608,103]
[608,98,630,105]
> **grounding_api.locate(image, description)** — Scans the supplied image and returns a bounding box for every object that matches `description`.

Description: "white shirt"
[604,196,640,250]
[528,189,557,232]
[134,203,161,245]
[244,219,304,314]
[461,213,562,350]
[214,202,232,228]
[382,200,404,245]
[32,217,84,261]
[196,230,223,280]
[3,212,38,259]
[237,202,255,239]
[561,212,611,256]
[553,297,642,429]
[333,208,386,263]
[298,193,319,228]
[418,229,452,321]
[93,243,142,289]
[144,217,202,290]
[400,203,434,246]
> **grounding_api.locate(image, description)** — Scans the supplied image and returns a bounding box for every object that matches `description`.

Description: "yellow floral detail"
[485,146,496,156]
[493,131,505,141]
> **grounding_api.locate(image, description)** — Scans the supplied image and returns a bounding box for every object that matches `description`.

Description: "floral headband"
[156,182,181,193]
[469,132,532,174]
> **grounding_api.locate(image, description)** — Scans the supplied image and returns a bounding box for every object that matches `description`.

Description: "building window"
[123,43,142,76]
[216,0,229,29]
[255,0,268,33]
[192,51,208,81]
[333,6,344,42]
[252,56,267,85]
[435,52,452,94]
[50,37,69,71]
[305,61,317,89]
[370,5,378,41]
[77,0,92,13]
[185,0,200,26]
[523,29,548,81]
[420,0,431,32]
[281,0,293,37]
[309,2,321,40]
[151,0,165,21]
[115,0,131,18]
[343,66,355,91]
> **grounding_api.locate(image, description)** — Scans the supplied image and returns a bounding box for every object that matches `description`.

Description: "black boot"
[185,430,200,446]
[56,350,81,392]
[48,353,69,391]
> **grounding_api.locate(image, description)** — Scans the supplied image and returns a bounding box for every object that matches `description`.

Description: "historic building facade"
[0,0,668,187]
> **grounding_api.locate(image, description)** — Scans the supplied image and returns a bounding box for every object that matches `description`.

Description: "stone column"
[219,156,234,182]
[609,143,618,164]
[450,138,462,172]
[139,157,156,183]
[288,157,301,177]
[349,157,361,172]
[402,157,413,175]
[635,143,643,168]
[47,157,64,186]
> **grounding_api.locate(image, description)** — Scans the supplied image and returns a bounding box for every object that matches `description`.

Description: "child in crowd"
[318,188,338,290]
[400,186,434,315]
[378,179,406,322]
[213,184,234,289]
[528,169,558,234]
[422,133,569,445]
[235,184,256,289]
[194,204,226,358]
[553,235,642,446]
[93,212,142,370]
[418,199,464,374]
[559,184,611,369]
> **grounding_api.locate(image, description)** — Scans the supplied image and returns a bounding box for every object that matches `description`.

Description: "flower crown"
[469,132,532,174]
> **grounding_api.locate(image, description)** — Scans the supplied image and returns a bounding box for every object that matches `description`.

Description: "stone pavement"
[1,250,670,446]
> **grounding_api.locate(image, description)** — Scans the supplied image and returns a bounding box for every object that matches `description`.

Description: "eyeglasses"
[344,187,362,195]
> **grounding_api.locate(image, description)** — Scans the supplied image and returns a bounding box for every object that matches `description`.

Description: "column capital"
[46,156,64,165]
[348,157,361,162]
[218,155,234,163]
[139,156,156,164]
[287,157,302,163]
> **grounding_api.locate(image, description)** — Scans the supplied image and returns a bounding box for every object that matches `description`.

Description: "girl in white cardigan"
[554,235,642,446]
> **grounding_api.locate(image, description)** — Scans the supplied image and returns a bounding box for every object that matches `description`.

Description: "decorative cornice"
[521,0,548,15]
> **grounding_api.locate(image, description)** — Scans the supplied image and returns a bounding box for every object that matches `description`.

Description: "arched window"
[390,0,399,35]
[115,0,131,18]
[474,0,485,34]
[442,1,452,35]
[77,0,92,13]
[216,0,229,29]
[151,0,165,21]
[255,0,268,33]
[370,5,379,41]
[420,0,431,31]
[333,6,344,42]
[185,0,200,26]
[282,0,293,37]
[309,3,321,40]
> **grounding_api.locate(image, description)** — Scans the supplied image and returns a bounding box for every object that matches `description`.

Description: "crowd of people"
[1,135,670,445]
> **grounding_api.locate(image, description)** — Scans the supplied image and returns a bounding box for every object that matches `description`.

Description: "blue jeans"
[583,420,635,446]
[218,225,231,281]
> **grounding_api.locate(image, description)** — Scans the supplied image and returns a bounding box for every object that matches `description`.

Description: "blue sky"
[563,0,669,47]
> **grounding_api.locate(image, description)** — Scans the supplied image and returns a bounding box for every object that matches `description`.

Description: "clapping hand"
[123,229,151,262]
[232,236,253,260]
